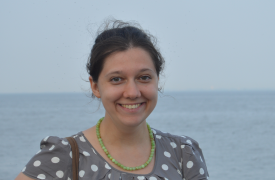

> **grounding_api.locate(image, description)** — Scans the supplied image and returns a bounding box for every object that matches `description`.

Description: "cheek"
[141,83,158,102]
[100,86,123,105]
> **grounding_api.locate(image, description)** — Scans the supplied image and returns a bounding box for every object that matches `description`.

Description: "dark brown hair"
[86,20,165,98]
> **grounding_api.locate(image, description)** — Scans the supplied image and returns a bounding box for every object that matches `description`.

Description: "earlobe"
[89,76,101,98]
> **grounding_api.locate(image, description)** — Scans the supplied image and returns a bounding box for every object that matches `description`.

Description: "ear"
[89,76,101,98]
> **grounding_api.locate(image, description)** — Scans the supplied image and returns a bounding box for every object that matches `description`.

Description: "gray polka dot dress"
[22,128,209,180]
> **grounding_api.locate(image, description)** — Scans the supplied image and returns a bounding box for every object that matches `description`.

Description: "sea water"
[0,91,274,180]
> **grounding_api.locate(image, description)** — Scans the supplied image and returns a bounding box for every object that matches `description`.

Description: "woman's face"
[90,47,159,127]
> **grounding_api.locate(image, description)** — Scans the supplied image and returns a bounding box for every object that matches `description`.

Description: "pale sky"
[1,0,274,93]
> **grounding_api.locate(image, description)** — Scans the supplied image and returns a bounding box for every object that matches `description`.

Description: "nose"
[123,80,141,99]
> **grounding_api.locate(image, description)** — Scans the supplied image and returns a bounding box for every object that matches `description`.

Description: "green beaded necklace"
[96,117,156,171]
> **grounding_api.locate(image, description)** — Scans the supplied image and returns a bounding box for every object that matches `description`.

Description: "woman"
[15,20,209,180]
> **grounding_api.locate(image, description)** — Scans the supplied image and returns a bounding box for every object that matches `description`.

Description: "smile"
[119,103,143,109]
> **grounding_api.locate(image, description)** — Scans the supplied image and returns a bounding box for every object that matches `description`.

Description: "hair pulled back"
[86,20,165,98]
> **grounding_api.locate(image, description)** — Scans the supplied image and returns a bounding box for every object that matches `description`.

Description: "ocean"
[0,91,274,180]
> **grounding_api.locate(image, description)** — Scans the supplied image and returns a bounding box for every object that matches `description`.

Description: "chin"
[119,116,147,127]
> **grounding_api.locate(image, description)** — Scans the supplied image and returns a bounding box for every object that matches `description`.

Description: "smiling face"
[90,47,159,128]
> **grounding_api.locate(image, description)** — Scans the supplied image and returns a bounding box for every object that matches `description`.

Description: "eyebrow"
[105,68,154,77]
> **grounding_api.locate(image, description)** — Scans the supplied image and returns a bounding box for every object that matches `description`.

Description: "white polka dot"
[49,145,55,151]
[105,162,111,169]
[79,136,86,142]
[187,161,193,168]
[200,168,204,175]
[149,177,157,180]
[170,142,177,148]
[177,169,182,175]
[62,140,68,145]
[33,160,41,167]
[91,148,97,154]
[181,135,186,138]
[181,145,185,149]
[156,135,161,139]
[79,170,85,177]
[44,136,49,141]
[200,156,203,162]
[165,178,168,180]
[22,167,26,172]
[164,151,171,158]
[83,151,90,156]
[162,164,168,170]
[137,176,145,180]
[91,164,98,172]
[186,140,192,144]
[51,157,60,163]
[36,150,41,154]
[68,177,71,180]
[73,135,78,138]
[69,151,72,158]
[37,174,46,179]
[183,178,186,180]
[56,170,64,178]
[151,129,156,134]
[179,162,182,168]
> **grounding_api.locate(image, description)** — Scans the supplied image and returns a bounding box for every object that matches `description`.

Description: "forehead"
[101,47,156,75]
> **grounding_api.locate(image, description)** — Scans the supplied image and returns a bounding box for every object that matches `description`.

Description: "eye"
[139,75,151,81]
[110,77,122,82]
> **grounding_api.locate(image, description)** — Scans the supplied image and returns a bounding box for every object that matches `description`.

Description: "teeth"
[121,103,141,109]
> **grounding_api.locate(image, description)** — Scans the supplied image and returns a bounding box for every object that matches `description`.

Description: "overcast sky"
[1,1,274,93]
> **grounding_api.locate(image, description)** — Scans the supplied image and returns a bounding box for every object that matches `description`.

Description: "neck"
[99,115,150,147]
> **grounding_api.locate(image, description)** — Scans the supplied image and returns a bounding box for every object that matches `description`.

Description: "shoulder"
[40,135,72,150]
[152,128,209,179]
[22,135,74,179]
[151,128,200,151]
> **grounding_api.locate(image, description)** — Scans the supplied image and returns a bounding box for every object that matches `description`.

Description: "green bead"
[112,159,115,162]
[141,165,145,168]
[126,167,130,170]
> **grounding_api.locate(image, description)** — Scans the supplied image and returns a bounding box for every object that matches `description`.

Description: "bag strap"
[66,137,79,180]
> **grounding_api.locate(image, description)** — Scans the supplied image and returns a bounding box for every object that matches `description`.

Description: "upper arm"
[15,173,35,180]
[180,136,209,180]
[19,136,72,180]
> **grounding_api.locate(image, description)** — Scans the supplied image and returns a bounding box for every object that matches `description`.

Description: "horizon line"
[1,89,275,95]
